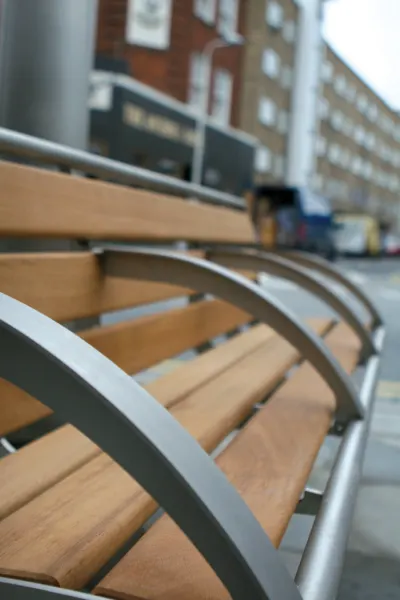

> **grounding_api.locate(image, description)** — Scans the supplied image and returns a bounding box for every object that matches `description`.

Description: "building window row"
[188,53,233,126]
[266,1,296,43]
[261,49,292,90]
[324,143,400,190]
[193,0,238,38]
[321,101,400,161]
[254,145,285,178]
[258,97,289,135]
[321,60,400,140]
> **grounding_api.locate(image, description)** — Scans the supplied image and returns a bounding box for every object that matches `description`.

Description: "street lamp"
[191,33,245,187]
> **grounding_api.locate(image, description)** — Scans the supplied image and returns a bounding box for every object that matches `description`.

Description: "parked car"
[333,214,382,257]
[384,234,400,256]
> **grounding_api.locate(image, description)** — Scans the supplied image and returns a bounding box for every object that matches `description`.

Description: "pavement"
[259,257,400,599]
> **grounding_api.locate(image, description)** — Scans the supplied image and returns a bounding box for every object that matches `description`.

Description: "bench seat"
[0,319,332,591]
[0,137,384,600]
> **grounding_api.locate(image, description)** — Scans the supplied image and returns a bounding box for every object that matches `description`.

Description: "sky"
[323,0,400,110]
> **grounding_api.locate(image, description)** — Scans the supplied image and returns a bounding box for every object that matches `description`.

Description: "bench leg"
[101,246,363,423]
[207,249,376,361]
[295,326,385,600]
[0,293,301,600]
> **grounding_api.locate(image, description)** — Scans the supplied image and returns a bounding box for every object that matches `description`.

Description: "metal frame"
[207,249,376,360]
[275,250,383,329]
[101,246,363,422]
[0,127,244,209]
[0,577,110,600]
[0,292,300,600]
[296,326,385,600]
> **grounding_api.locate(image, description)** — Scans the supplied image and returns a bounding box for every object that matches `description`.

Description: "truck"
[247,185,337,260]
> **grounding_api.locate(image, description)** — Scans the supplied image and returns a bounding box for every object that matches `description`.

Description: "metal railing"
[0,127,245,210]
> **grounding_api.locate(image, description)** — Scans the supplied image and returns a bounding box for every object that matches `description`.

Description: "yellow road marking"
[378,381,400,398]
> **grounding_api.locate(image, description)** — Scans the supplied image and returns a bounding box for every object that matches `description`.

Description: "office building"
[314,44,400,223]
[240,0,300,184]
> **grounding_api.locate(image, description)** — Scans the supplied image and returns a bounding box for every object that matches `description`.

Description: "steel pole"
[0,0,98,150]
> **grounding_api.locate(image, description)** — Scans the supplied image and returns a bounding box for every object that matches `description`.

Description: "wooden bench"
[0,129,385,600]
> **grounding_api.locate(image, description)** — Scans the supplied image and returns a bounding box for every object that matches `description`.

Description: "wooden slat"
[0,298,251,436]
[96,323,360,600]
[0,320,330,589]
[0,252,192,322]
[0,425,100,521]
[145,323,275,409]
[0,252,257,324]
[0,161,254,243]
[0,325,274,522]
[82,298,251,376]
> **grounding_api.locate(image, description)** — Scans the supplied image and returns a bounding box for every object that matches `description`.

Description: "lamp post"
[191,33,244,187]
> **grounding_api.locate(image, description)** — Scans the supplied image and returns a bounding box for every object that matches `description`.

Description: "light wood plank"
[82,298,251,376]
[96,323,360,600]
[0,320,330,589]
[0,325,274,522]
[0,161,253,243]
[0,425,101,521]
[0,252,193,322]
[0,299,251,436]
[146,323,275,409]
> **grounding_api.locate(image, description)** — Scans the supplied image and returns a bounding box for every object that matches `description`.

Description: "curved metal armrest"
[101,246,363,422]
[207,249,376,361]
[0,293,299,600]
[274,250,383,329]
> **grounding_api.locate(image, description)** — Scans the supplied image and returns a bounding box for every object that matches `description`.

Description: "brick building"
[96,0,246,128]
[313,45,400,224]
[239,0,300,184]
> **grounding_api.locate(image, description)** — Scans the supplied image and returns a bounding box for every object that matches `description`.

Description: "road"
[264,257,400,600]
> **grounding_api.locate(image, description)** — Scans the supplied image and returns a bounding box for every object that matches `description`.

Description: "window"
[218,0,238,39]
[262,49,280,79]
[328,144,341,164]
[255,145,272,173]
[273,155,285,178]
[315,136,327,157]
[280,65,292,89]
[266,0,283,29]
[321,61,333,83]
[340,149,351,169]
[342,117,353,137]
[312,173,324,192]
[188,53,206,111]
[331,110,344,131]
[354,125,365,145]
[345,84,357,103]
[356,94,368,114]
[211,69,233,126]
[194,0,216,24]
[89,72,113,111]
[258,97,276,126]
[351,155,362,175]
[368,103,378,122]
[277,110,289,134]
[282,20,296,43]
[365,131,376,151]
[318,97,330,120]
[334,74,346,96]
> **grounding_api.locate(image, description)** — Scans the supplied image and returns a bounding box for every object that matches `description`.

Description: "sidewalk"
[279,398,400,599]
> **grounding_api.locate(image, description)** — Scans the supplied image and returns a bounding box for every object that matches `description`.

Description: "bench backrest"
[0,159,256,436]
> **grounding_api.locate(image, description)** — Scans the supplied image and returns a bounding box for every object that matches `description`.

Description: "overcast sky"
[323,0,400,110]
